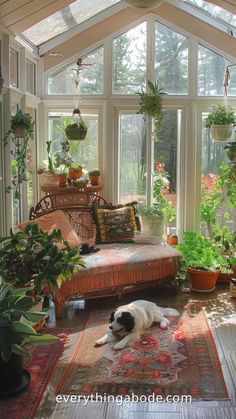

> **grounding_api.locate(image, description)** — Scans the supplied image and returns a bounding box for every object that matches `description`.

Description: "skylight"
[184,0,236,28]
[22,0,121,46]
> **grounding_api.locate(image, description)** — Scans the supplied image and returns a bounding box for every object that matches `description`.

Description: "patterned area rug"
[56,305,228,400]
[0,329,69,419]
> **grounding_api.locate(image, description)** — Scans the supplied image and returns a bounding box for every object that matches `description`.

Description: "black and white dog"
[95,300,179,351]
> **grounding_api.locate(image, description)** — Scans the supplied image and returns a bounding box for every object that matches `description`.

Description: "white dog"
[95,300,179,351]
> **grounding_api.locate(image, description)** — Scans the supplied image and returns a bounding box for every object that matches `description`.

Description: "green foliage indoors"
[205,104,236,128]
[135,203,163,217]
[88,169,100,176]
[218,162,236,208]
[137,80,165,140]
[3,110,35,199]
[0,224,84,294]
[0,283,59,362]
[177,232,230,273]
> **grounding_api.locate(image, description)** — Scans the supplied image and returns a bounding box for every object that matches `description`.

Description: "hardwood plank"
[182,406,236,419]
[49,400,108,419]
[1,0,74,33]
[0,0,31,18]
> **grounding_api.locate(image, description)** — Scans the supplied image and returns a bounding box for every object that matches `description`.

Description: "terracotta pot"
[14,126,26,138]
[217,265,236,283]
[210,124,233,142]
[40,173,59,187]
[69,168,83,180]
[89,175,100,186]
[167,235,178,245]
[58,175,67,187]
[188,268,219,292]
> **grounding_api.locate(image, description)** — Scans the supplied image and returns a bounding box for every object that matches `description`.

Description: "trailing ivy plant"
[3,110,35,200]
[137,80,165,141]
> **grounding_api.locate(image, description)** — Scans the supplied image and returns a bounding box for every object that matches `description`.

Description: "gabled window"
[198,45,236,96]
[47,46,104,95]
[112,22,147,94]
[155,22,189,95]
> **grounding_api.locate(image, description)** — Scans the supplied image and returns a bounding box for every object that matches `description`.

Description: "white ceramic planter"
[141,214,165,237]
[210,124,233,142]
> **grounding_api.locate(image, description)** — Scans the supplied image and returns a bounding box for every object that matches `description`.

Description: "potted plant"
[137,80,165,141]
[213,226,236,283]
[65,109,87,141]
[57,170,68,187]
[0,224,84,295]
[3,110,35,200]
[177,232,230,292]
[0,283,59,396]
[38,141,59,186]
[135,204,165,237]
[224,141,236,162]
[69,163,83,180]
[88,169,100,186]
[205,104,236,142]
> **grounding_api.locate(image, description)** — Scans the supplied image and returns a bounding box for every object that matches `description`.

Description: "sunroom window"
[112,22,147,94]
[48,111,99,171]
[47,46,104,95]
[155,22,189,95]
[198,45,236,96]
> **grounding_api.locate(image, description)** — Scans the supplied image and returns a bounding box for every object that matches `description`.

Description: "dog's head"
[109,310,135,334]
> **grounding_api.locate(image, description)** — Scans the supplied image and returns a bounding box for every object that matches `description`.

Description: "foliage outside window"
[198,45,236,96]
[153,163,176,224]
[155,22,189,95]
[113,22,146,94]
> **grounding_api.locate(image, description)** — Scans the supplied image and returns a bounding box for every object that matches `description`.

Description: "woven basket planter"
[65,122,87,141]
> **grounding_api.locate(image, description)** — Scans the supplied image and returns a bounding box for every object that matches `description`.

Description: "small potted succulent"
[88,169,101,186]
[205,104,236,142]
[135,204,165,237]
[65,109,87,141]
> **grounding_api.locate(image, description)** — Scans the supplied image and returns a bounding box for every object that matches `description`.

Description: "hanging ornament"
[65,57,94,141]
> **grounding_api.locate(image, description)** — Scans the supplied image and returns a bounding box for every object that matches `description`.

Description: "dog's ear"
[109,311,115,323]
[118,311,135,332]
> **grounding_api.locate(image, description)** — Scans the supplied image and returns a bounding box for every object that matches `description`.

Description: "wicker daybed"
[29,191,181,317]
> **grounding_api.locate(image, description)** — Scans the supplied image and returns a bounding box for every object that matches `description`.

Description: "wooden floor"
[35,284,236,419]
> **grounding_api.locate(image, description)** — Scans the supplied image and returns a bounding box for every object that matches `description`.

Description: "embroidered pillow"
[93,204,136,243]
[18,210,81,248]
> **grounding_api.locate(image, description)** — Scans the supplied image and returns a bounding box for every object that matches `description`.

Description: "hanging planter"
[65,109,87,141]
[210,124,233,142]
[205,104,236,142]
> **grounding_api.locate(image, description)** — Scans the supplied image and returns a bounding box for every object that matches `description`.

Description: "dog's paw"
[113,343,124,351]
[160,318,170,329]
[94,340,104,347]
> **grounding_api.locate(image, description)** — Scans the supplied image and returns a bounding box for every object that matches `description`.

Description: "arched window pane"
[155,22,188,95]
[113,22,147,94]
[47,47,104,95]
[198,45,236,96]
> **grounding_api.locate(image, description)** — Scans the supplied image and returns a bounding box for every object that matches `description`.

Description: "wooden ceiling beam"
[0,0,74,33]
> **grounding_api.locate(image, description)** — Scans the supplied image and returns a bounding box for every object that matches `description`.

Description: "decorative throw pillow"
[18,210,81,248]
[93,204,137,243]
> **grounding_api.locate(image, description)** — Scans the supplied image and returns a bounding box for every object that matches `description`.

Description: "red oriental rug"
[0,329,69,419]
[56,306,228,400]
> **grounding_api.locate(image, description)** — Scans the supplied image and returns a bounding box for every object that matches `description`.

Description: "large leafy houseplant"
[0,283,58,394]
[0,224,84,294]
[177,232,230,292]
[137,80,165,140]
